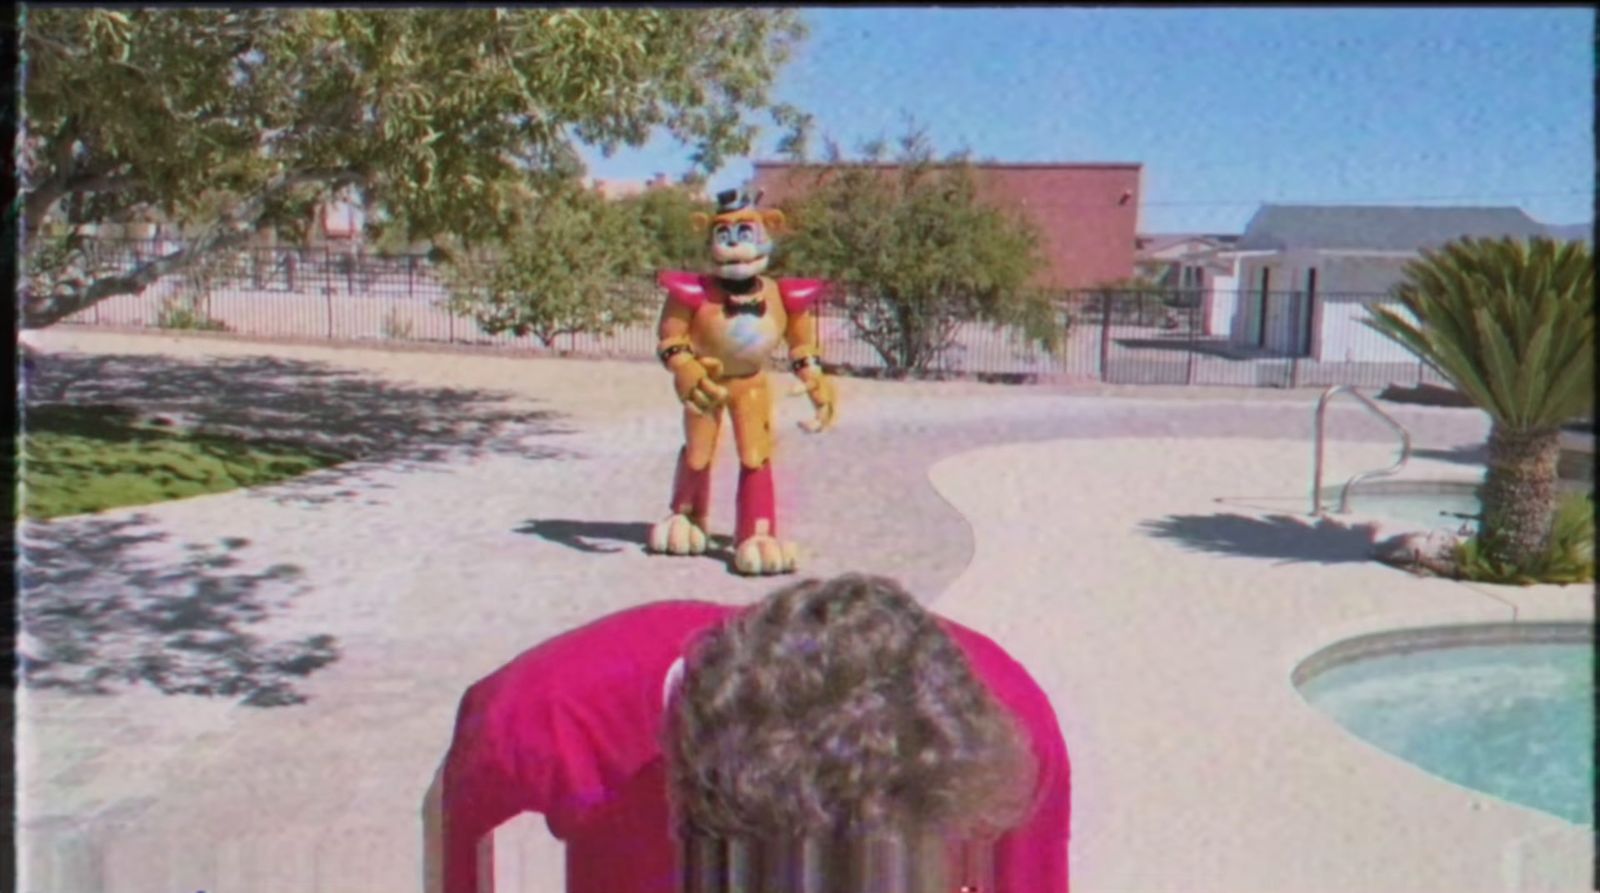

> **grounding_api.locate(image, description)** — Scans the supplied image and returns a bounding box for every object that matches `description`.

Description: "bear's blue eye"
[735,223,756,243]
[713,226,735,247]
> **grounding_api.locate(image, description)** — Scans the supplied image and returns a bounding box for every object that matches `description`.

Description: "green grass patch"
[17,404,346,520]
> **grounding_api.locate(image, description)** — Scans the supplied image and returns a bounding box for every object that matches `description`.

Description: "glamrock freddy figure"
[648,188,838,575]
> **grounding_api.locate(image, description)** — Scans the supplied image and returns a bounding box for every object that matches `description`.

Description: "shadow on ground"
[1140,512,1381,565]
[24,351,578,505]
[1113,335,1263,359]
[516,519,737,565]
[1378,382,1475,408]
[1412,443,1488,466]
[516,519,654,554]
[18,513,338,706]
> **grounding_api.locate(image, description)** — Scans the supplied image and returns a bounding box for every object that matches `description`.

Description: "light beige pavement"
[929,438,1592,893]
[16,328,1593,893]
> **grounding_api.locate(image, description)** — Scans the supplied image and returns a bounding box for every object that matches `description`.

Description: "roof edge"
[1254,202,1534,214]
[753,160,1144,171]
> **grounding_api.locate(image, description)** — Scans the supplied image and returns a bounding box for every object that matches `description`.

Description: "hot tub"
[1295,623,1595,825]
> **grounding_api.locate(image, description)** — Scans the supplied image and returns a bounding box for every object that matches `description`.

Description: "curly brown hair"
[665,574,1037,842]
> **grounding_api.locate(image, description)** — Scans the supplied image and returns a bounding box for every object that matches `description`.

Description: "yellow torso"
[690,278,789,379]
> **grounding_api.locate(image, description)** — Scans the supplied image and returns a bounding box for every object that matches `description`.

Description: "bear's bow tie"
[723,299,766,318]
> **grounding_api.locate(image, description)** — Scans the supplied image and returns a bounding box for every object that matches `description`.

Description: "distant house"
[590,173,708,202]
[1134,233,1240,334]
[752,161,1143,290]
[1220,204,1554,361]
[313,194,366,256]
[1544,221,1593,246]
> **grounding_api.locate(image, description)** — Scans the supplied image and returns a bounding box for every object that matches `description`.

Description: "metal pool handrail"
[1312,385,1413,516]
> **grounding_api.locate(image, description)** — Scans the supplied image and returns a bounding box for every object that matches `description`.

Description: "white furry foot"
[733,535,798,575]
[648,513,709,556]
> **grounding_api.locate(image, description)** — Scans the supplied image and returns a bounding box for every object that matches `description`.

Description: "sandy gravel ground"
[16,328,1588,893]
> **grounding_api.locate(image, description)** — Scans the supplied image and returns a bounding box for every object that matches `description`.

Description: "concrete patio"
[16,328,1594,893]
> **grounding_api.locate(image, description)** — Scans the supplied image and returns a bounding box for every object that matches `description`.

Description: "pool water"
[1299,643,1595,825]
[1318,483,1478,531]
[1340,488,1482,531]
[1326,479,1594,533]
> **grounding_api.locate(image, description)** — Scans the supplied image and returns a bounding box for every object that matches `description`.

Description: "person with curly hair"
[441,574,1070,893]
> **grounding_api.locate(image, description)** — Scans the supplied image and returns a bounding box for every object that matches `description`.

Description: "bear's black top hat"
[715,188,764,215]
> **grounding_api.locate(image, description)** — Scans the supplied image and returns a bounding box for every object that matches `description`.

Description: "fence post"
[324,248,335,339]
[1185,299,1198,386]
[1098,292,1112,381]
[408,256,416,300]
[286,251,298,292]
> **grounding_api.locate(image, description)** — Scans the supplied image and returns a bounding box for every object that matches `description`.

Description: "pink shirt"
[443,601,1070,893]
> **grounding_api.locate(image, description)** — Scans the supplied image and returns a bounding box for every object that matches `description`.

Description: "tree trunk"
[1479,423,1563,568]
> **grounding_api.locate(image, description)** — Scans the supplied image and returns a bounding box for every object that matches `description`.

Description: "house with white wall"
[1219,204,1553,362]
[1134,233,1240,334]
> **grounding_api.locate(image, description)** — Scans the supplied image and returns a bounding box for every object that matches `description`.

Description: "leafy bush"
[776,123,1054,374]
[441,185,655,348]
[157,297,229,332]
[381,308,415,340]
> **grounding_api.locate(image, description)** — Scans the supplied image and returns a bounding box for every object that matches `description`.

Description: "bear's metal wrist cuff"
[791,355,823,374]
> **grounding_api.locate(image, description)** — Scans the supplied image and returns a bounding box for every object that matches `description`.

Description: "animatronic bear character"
[649,188,837,576]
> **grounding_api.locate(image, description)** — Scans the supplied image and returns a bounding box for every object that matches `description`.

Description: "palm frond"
[1364,235,1593,430]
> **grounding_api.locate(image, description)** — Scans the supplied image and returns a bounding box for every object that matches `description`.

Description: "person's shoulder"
[463,602,733,701]
[598,600,733,629]
[939,619,1059,718]
[939,617,1022,670]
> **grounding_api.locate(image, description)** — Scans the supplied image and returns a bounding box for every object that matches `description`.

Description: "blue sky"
[579,7,1595,234]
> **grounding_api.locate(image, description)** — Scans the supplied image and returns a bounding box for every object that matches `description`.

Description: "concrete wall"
[1204,273,1238,336]
[1231,253,1422,360]
[1316,293,1421,363]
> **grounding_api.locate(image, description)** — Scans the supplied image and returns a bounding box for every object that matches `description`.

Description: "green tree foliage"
[1364,236,1594,573]
[440,186,655,349]
[19,7,807,327]
[614,186,715,272]
[776,125,1053,374]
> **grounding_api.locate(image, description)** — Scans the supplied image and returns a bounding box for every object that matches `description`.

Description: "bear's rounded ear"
[690,212,710,233]
[762,209,788,236]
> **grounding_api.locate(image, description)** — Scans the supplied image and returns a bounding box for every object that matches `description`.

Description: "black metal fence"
[49,239,1450,390]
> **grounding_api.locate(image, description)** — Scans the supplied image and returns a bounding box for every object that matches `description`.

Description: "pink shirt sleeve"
[947,624,1073,893]
[441,602,731,893]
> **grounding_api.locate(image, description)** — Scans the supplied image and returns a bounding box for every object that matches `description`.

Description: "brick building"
[590,173,709,202]
[751,161,1143,290]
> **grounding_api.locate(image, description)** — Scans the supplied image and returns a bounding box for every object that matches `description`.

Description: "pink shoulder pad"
[658,271,710,310]
[777,278,830,315]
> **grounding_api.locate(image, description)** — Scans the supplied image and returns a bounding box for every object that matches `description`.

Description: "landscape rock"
[1374,529,1465,577]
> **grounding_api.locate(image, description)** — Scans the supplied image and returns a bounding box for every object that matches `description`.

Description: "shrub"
[1453,490,1595,585]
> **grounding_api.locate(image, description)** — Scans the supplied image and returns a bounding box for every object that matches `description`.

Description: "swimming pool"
[1324,478,1593,533]
[1322,480,1483,531]
[1296,625,1595,825]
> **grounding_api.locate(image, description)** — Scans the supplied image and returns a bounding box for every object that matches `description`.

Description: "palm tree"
[1364,236,1593,570]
